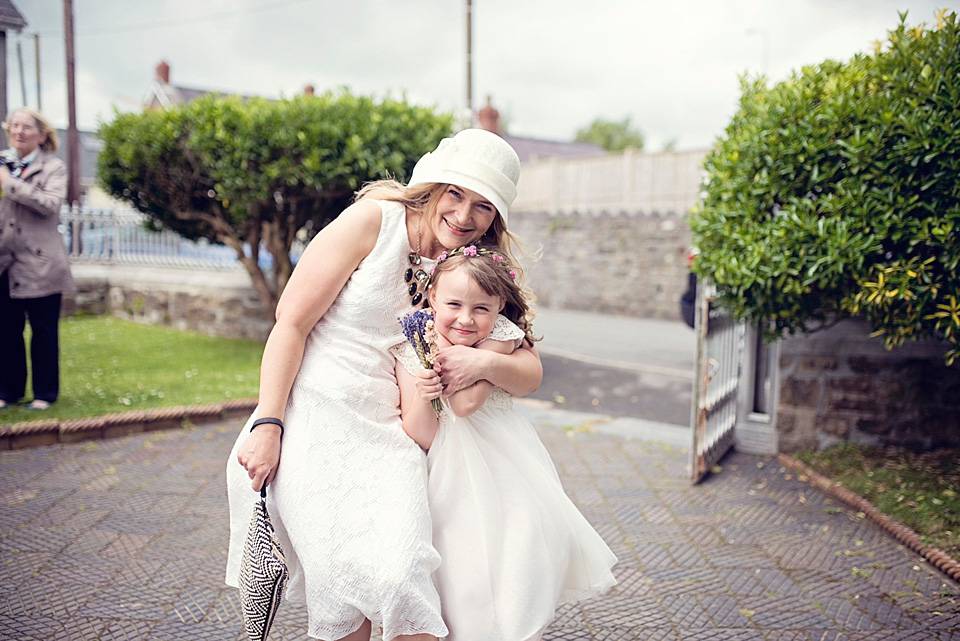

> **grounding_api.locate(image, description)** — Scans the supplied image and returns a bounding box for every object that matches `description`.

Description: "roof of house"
[143,81,261,109]
[476,95,604,162]
[501,134,604,163]
[143,60,266,108]
[0,0,26,32]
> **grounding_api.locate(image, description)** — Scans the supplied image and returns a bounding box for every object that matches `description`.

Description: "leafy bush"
[97,92,452,315]
[691,10,960,364]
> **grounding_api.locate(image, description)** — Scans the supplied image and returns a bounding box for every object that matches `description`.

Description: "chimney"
[156,60,170,84]
[303,84,315,96]
[478,95,500,134]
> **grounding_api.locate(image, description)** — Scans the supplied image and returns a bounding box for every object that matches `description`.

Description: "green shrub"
[97,92,452,316]
[691,10,960,364]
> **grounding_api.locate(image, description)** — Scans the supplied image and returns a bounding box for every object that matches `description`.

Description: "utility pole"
[465,0,473,126]
[63,0,80,205]
[35,33,41,111]
[16,38,26,105]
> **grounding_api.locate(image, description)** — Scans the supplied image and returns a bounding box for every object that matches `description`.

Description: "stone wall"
[775,319,960,452]
[63,207,694,341]
[509,210,691,320]
[67,264,273,340]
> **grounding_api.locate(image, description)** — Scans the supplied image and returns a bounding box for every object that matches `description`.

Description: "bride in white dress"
[225,130,543,641]
[394,246,617,641]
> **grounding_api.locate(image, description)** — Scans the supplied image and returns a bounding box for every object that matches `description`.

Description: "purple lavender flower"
[398,309,442,414]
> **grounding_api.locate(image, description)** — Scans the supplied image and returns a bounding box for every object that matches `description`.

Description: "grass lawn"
[0,315,263,424]
[795,444,960,560]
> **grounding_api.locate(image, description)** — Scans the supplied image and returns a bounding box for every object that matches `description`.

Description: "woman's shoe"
[27,400,51,411]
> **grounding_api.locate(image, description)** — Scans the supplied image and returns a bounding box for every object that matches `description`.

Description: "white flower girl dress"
[394,315,617,641]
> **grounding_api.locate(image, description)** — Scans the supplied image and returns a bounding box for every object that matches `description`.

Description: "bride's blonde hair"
[355,179,530,271]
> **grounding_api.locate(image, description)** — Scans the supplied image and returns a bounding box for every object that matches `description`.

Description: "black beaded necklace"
[405,213,430,308]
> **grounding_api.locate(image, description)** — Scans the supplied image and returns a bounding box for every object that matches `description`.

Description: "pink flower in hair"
[463,245,478,257]
[492,253,504,263]
[509,269,517,280]
[438,251,448,262]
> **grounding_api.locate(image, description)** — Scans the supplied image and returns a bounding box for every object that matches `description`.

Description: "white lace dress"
[225,200,447,641]
[394,316,618,641]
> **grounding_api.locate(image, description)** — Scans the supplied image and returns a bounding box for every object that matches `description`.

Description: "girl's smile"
[429,268,504,346]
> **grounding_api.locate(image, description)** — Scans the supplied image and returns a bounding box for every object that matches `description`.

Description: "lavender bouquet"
[398,309,443,414]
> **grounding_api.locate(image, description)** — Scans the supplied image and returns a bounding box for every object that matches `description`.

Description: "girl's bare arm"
[445,338,517,417]
[396,363,441,450]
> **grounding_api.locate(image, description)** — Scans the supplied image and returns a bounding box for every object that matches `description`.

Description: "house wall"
[774,319,960,452]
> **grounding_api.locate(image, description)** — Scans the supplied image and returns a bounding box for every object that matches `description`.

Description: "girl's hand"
[415,368,443,402]
[237,426,282,491]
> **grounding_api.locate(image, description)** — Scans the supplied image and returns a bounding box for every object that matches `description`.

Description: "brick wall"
[775,319,960,452]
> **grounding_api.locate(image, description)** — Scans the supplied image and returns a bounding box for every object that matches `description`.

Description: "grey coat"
[0,150,75,299]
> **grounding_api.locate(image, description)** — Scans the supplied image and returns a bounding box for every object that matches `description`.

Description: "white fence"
[513,147,709,216]
[60,206,302,270]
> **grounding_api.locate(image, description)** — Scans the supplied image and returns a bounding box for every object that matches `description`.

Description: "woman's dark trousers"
[0,270,62,404]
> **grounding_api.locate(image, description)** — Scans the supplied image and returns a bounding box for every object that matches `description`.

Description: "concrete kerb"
[0,398,258,450]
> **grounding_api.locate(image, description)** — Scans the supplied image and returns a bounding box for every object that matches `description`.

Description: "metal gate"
[690,282,745,483]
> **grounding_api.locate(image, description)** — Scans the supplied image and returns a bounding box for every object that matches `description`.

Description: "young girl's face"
[429,267,504,346]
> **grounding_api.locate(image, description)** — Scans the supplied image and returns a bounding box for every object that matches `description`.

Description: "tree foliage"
[574,116,645,151]
[97,92,452,317]
[691,10,960,364]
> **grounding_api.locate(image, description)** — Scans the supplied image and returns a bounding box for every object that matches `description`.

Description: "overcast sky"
[9,0,952,151]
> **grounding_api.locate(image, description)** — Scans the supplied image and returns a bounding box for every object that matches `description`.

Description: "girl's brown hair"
[427,244,540,345]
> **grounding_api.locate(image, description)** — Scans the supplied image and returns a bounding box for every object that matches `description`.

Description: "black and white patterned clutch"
[238,486,289,641]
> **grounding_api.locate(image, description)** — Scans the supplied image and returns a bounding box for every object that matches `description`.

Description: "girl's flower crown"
[431,245,517,279]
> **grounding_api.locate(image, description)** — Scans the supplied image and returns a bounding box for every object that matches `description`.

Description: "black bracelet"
[251,417,284,438]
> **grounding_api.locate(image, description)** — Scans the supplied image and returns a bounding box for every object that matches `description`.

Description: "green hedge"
[691,10,960,364]
[97,91,452,314]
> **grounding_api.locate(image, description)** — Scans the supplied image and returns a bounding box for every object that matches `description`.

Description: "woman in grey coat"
[0,108,73,410]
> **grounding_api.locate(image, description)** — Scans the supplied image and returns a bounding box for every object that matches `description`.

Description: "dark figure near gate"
[680,248,698,328]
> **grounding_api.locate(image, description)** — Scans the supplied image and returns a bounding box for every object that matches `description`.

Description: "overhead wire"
[32,0,315,38]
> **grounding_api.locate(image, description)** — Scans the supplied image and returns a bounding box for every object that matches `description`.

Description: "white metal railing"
[60,205,303,270]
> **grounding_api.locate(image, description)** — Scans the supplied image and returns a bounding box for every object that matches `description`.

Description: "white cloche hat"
[408,128,521,224]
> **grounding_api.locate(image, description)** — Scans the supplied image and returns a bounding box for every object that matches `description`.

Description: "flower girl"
[393,245,617,641]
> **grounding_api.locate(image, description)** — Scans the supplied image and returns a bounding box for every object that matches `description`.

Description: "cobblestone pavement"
[1,404,957,641]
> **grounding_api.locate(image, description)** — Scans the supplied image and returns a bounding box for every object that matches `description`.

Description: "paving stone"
[94,618,158,641]
[698,594,752,627]
[591,626,679,640]
[0,415,956,639]
[675,630,766,641]
[0,611,67,640]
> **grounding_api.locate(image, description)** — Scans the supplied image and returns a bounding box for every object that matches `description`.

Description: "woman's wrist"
[251,417,284,438]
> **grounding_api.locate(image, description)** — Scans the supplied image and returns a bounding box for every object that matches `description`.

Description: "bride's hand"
[434,344,487,395]
[237,426,282,491]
